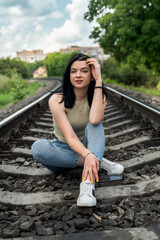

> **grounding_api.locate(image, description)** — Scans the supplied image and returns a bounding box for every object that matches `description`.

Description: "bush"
[0,72,41,105]
[118,63,136,85]
[0,57,30,79]
[101,57,120,80]
[11,78,40,103]
[0,71,21,94]
[101,56,159,87]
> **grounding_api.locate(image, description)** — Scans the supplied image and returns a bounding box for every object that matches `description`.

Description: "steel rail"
[106,86,160,129]
[0,81,61,143]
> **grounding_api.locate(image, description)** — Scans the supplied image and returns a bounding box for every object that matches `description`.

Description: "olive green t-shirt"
[53,96,90,143]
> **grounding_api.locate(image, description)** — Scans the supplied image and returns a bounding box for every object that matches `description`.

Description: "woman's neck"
[74,87,88,101]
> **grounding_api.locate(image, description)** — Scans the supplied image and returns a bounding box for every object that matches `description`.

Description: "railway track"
[0,83,160,239]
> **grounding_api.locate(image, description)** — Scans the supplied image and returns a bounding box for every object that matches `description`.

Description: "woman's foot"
[77,180,96,207]
[100,158,124,175]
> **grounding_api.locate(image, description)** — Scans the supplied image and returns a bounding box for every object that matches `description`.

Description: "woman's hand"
[86,58,102,83]
[82,153,100,183]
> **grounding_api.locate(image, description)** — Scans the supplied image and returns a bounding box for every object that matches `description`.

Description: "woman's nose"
[76,71,81,77]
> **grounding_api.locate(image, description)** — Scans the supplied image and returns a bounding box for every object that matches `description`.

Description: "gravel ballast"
[106,84,160,110]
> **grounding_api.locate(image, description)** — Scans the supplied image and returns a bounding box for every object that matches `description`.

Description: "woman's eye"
[71,70,88,74]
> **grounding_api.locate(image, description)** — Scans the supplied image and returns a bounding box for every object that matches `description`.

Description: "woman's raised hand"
[82,153,99,183]
[86,58,102,83]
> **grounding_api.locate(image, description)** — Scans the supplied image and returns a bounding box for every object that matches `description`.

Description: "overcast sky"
[0,0,97,58]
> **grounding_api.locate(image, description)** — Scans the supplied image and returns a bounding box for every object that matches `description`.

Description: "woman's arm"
[86,58,107,125]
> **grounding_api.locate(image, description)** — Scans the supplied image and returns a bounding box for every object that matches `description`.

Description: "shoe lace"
[102,159,116,169]
[102,161,111,170]
[81,181,92,195]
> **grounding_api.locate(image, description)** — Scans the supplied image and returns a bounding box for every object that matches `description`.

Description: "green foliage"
[11,80,40,104]
[102,56,158,87]
[104,78,126,87]
[0,56,46,79]
[44,52,78,77]
[0,72,23,94]
[101,57,120,80]
[118,63,137,85]
[0,72,40,107]
[11,81,26,103]
[157,82,160,91]
[0,57,30,78]
[85,0,160,72]
[0,94,13,110]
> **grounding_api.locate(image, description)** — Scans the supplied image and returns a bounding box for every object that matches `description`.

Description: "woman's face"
[70,60,92,88]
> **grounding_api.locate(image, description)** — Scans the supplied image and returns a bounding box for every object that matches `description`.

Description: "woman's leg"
[77,122,105,207]
[31,138,79,172]
[78,122,105,165]
[77,122,105,167]
[82,122,124,174]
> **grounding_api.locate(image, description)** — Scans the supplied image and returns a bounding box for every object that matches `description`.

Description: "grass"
[104,78,160,97]
[0,73,43,109]
[0,94,12,110]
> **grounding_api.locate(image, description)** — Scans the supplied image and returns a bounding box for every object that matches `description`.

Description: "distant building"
[17,50,46,63]
[33,66,47,78]
[59,46,104,63]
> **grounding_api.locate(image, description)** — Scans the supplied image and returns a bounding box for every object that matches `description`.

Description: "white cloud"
[5,41,13,50]
[26,0,56,16]
[8,6,22,17]
[48,11,63,19]
[35,24,43,32]
[49,20,80,43]
[0,0,96,58]
[43,0,95,52]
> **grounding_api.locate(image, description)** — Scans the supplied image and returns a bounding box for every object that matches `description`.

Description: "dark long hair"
[61,53,106,108]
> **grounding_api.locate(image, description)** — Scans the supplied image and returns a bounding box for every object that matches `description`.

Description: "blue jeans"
[31,122,105,172]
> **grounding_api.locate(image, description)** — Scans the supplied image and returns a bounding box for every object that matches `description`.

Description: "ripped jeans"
[31,122,105,172]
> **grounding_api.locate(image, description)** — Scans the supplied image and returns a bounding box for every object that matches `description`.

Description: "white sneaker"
[101,158,124,175]
[77,180,96,207]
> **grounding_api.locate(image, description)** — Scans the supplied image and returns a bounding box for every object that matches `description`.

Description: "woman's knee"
[31,139,49,159]
[86,122,104,133]
[87,122,103,128]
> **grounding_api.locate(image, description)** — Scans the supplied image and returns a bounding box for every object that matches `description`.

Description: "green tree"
[0,57,30,78]
[85,0,160,72]
[44,52,78,77]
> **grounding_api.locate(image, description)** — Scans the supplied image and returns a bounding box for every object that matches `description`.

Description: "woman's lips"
[75,80,83,83]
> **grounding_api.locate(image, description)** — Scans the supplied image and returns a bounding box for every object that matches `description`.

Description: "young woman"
[31,53,124,207]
